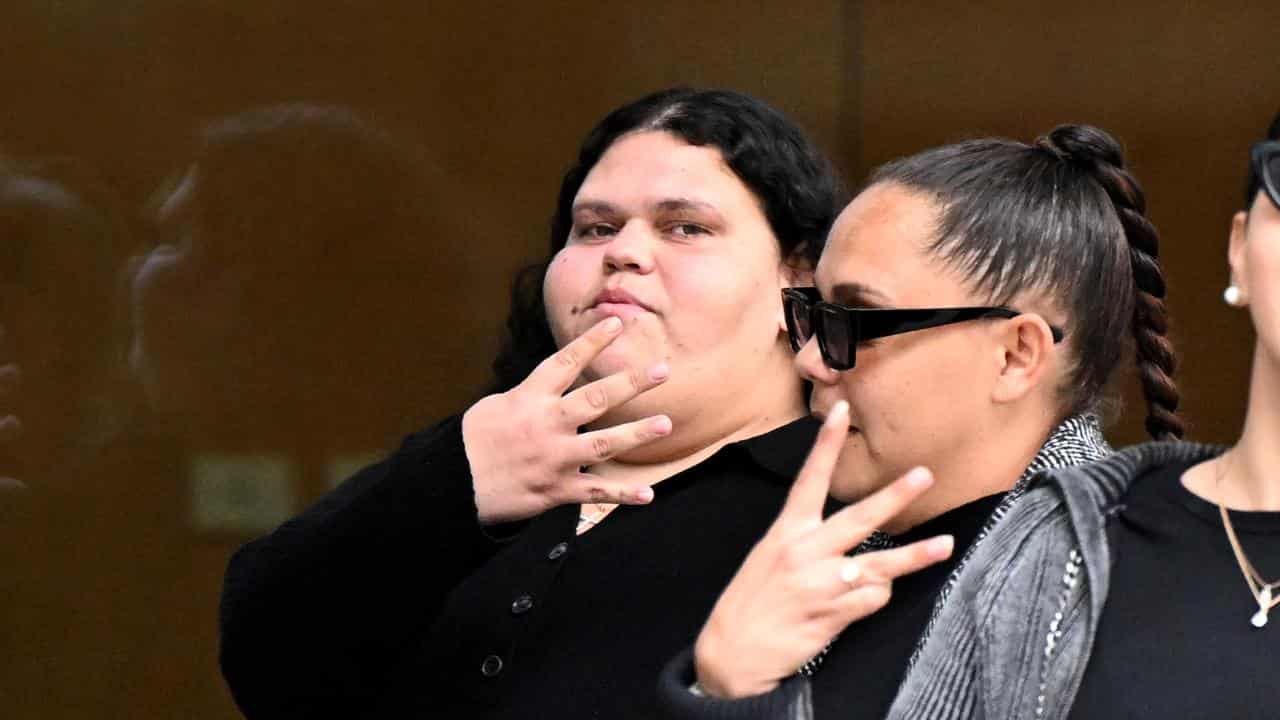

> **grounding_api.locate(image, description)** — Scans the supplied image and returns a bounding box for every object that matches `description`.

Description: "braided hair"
[869,124,1184,440]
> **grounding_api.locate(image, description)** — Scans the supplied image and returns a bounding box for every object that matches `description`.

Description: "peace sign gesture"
[692,401,955,699]
[463,316,674,525]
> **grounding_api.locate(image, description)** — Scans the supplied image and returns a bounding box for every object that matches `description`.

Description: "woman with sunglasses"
[217,88,842,720]
[870,112,1280,720]
[657,124,1183,720]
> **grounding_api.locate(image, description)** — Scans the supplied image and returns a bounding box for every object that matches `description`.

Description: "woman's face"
[542,130,796,425]
[797,183,1009,502]
[1231,190,1280,364]
[128,169,250,420]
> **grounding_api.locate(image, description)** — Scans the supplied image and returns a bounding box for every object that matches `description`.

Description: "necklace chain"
[1214,451,1280,627]
[576,502,617,535]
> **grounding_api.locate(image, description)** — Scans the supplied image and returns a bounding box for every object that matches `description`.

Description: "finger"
[560,473,655,506]
[780,401,849,522]
[810,467,934,556]
[569,415,673,465]
[830,582,893,626]
[558,361,670,428]
[840,535,954,586]
[528,317,624,394]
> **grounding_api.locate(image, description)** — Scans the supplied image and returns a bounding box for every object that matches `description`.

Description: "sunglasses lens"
[1266,151,1280,208]
[818,307,852,369]
[784,295,812,352]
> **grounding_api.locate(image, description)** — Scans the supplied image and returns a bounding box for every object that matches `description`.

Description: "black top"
[809,492,1004,719]
[1069,457,1280,719]
[219,413,818,720]
[655,491,1006,720]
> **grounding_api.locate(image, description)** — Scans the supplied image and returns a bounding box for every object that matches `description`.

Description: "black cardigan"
[218,413,818,719]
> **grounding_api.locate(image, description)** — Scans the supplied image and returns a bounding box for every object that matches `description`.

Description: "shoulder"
[1029,440,1226,523]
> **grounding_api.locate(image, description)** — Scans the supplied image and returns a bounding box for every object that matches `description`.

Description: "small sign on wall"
[188,454,297,535]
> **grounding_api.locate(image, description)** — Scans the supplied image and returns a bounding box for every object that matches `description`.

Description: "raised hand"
[692,401,954,698]
[463,316,673,524]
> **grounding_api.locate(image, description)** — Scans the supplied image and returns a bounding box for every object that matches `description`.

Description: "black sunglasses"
[782,287,1065,371]
[1251,141,1280,211]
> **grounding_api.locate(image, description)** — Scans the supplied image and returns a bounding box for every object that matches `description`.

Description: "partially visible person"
[680,113,1280,720]
[0,162,193,718]
[217,88,843,719]
[658,124,1182,719]
[127,103,472,450]
[0,166,124,493]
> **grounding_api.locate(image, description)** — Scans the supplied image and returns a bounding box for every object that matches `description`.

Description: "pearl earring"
[1224,285,1243,307]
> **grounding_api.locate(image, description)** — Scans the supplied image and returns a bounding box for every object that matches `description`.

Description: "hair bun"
[1035,125,1125,169]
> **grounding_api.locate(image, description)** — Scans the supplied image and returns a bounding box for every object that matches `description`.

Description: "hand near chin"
[463,316,673,525]
[693,402,954,699]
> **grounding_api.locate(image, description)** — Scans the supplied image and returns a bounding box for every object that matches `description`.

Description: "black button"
[547,542,568,560]
[511,594,534,615]
[480,654,503,677]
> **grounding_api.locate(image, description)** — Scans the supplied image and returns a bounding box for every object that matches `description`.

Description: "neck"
[588,378,806,488]
[1213,343,1280,511]
[882,405,1059,535]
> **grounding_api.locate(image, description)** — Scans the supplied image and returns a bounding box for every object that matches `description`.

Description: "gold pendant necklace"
[1214,453,1280,628]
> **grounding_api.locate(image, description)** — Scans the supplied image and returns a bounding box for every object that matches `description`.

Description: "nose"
[602,225,655,275]
[794,336,839,385]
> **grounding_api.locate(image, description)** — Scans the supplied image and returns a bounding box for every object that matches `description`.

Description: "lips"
[589,288,655,314]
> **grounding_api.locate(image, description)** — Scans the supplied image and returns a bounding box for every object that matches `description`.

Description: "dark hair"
[1244,110,1280,210]
[166,104,470,428]
[192,104,431,271]
[870,125,1183,441]
[490,88,842,392]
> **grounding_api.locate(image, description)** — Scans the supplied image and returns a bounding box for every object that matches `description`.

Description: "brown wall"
[853,1,1279,445]
[0,2,1271,717]
[0,3,845,718]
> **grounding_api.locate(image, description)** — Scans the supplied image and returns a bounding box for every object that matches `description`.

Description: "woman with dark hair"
[879,115,1280,720]
[658,124,1185,719]
[217,88,842,719]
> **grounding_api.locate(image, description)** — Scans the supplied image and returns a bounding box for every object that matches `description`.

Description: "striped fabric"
[800,414,1111,677]
[886,440,1224,720]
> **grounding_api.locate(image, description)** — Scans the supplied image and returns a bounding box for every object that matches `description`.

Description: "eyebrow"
[571,197,723,217]
[571,200,621,217]
[829,282,891,307]
[654,198,720,215]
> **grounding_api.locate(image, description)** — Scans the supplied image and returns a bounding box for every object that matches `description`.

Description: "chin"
[828,443,882,503]
[590,341,662,380]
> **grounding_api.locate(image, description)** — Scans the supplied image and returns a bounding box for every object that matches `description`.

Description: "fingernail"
[905,467,933,488]
[602,317,623,334]
[929,535,955,558]
[840,560,861,584]
[635,486,654,503]
[829,401,849,424]
[651,415,672,435]
[648,362,670,382]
